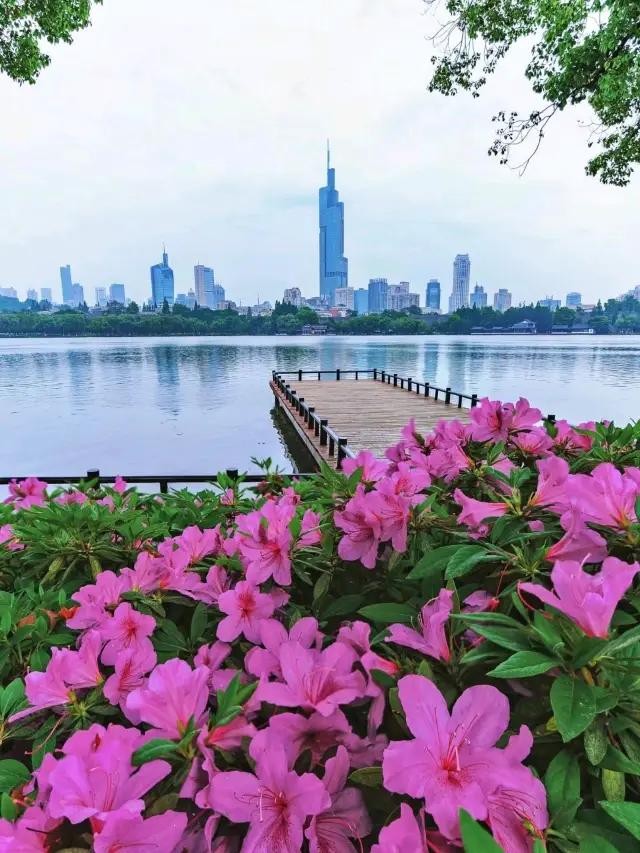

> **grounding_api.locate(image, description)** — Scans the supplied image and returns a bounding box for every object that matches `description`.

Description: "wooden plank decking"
[271,376,471,469]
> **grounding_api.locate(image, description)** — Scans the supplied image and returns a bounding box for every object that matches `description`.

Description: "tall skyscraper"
[493,288,512,313]
[538,297,561,311]
[26,289,38,302]
[109,283,126,304]
[41,288,53,303]
[95,287,108,307]
[150,247,175,307]
[212,284,225,309]
[0,287,18,299]
[334,287,354,311]
[60,265,73,305]
[283,287,303,308]
[368,278,388,314]
[426,280,441,312]
[566,291,582,307]
[354,288,368,315]
[194,265,215,308]
[319,144,348,306]
[451,254,471,311]
[471,283,487,308]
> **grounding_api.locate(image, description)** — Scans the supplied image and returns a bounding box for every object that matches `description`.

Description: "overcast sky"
[1,0,638,308]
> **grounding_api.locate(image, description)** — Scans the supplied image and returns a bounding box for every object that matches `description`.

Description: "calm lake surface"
[0,335,638,476]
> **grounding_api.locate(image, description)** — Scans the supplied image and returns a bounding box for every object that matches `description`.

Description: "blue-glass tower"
[319,144,348,306]
[150,247,175,307]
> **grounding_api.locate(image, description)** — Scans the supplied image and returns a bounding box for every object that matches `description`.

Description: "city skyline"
[319,144,348,305]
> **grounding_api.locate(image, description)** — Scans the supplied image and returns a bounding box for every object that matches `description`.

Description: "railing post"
[373,368,377,380]
[407,377,412,392]
[445,387,451,404]
[393,373,398,387]
[471,393,478,407]
[159,479,168,495]
[226,468,238,481]
[320,419,329,446]
[457,394,463,408]
[337,438,348,469]
[298,369,302,382]
[336,369,341,381]
[317,371,321,380]
[547,414,556,424]
[315,415,321,437]
[307,406,315,428]
[434,387,439,400]
[425,382,430,397]
[381,370,386,382]
[298,398,305,416]
[329,435,335,456]
[355,371,359,380]
[285,384,291,401]
[400,377,404,389]
[87,469,100,486]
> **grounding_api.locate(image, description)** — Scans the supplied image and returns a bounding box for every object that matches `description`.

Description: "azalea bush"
[0,399,639,853]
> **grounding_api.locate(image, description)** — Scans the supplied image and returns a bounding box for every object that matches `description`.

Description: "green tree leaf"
[459,809,502,852]
[0,760,31,793]
[544,750,581,829]
[599,802,640,840]
[584,717,608,766]
[580,838,622,853]
[487,651,558,678]
[445,546,495,579]
[551,676,597,742]
[322,595,364,619]
[406,545,461,580]
[131,739,178,767]
[358,603,416,625]
[348,767,383,787]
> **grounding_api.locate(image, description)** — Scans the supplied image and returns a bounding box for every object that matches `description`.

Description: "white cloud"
[0,0,637,306]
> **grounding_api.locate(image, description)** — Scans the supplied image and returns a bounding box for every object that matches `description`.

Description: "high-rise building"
[471,284,487,308]
[194,265,215,308]
[538,297,561,311]
[283,287,303,308]
[41,288,53,304]
[405,293,419,309]
[354,288,368,315]
[186,289,196,309]
[334,286,354,311]
[368,278,388,314]
[150,247,175,307]
[60,265,73,305]
[211,284,225,309]
[451,254,471,311]
[566,292,582,308]
[426,280,441,312]
[319,144,348,305]
[176,293,187,306]
[71,283,85,306]
[95,287,108,307]
[493,288,512,313]
[26,289,38,302]
[387,284,404,311]
[109,283,126,304]
[0,287,18,299]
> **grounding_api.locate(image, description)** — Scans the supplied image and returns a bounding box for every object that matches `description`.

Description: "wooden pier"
[271,369,476,470]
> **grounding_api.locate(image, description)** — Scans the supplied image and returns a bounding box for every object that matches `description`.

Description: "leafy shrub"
[0,398,639,852]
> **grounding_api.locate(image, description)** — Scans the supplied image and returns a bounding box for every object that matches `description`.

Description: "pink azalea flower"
[101,602,156,666]
[268,709,353,767]
[126,658,210,738]
[94,811,188,853]
[376,461,431,497]
[216,580,276,643]
[48,723,172,826]
[305,746,372,853]
[97,495,115,510]
[386,589,453,662]
[383,675,512,840]
[59,629,104,689]
[520,557,640,639]
[194,641,234,691]
[334,487,384,569]
[200,714,257,752]
[385,439,409,470]
[454,488,508,531]
[236,501,294,586]
[401,418,424,451]
[568,462,639,530]
[0,524,23,551]
[188,564,232,605]
[371,803,457,853]
[67,570,131,631]
[208,737,330,853]
[552,420,593,454]
[113,475,128,494]
[155,540,200,593]
[297,509,323,549]
[341,450,388,483]
[261,640,366,717]
[103,644,157,713]
[510,398,543,432]
[121,551,164,594]
[4,477,48,509]
[510,427,553,457]
[11,649,73,721]
[175,525,222,563]
[0,807,61,853]
[545,507,608,564]
[470,398,514,442]
[420,444,471,483]
[376,491,413,552]
[55,490,89,506]
[343,732,389,768]
[527,456,570,512]
[245,617,320,679]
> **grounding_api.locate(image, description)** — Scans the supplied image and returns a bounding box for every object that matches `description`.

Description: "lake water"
[0,335,638,477]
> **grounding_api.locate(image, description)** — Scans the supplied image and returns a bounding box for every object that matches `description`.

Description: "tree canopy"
[426,0,640,185]
[0,0,102,85]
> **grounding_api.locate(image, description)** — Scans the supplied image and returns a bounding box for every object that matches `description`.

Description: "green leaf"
[445,545,495,579]
[313,573,331,603]
[596,625,640,659]
[584,717,608,766]
[579,838,621,853]
[322,595,364,619]
[406,545,461,580]
[459,809,503,852]
[601,747,640,776]
[358,603,416,625]
[0,760,31,793]
[348,766,383,787]
[544,750,581,829]
[487,651,558,678]
[0,792,16,822]
[131,739,178,766]
[599,802,640,840]
[466,623,531,652]
[370,668,397,689]
[0,679,25,720]
[190,604,208,645]
[551,676,597,742]
[602,769,626,802]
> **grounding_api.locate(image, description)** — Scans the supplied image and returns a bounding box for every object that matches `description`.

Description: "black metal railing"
[272,372,356,468]
[0,471,313,495]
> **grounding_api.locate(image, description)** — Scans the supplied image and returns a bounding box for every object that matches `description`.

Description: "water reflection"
[0,335,637,476]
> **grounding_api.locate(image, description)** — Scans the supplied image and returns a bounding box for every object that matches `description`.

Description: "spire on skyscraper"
[327,139,330,174]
